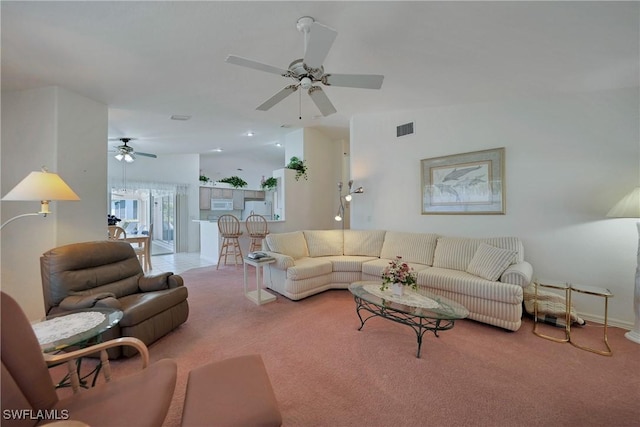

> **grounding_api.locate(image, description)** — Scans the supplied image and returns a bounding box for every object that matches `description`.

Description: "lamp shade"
[2,170,80,202]
[607,187,640,218]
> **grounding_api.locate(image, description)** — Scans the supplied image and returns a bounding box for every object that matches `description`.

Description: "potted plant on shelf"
[199,174,210,184]
[261,177,278,191]
[380,256,417,296]
[286,156,308,181]
[217,176,248,188]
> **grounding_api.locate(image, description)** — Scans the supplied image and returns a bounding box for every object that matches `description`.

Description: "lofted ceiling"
[2,1,638,165]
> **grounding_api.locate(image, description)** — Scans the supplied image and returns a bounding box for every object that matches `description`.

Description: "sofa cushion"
[118,286,189,327]
[380,232,439,266]
[286,258,333,281]
[466,243,517,281]
[323,255,378,272]
[265,231,309,259]
[304,230,343,257]
[343,230,386,257]
[433,237,523,272]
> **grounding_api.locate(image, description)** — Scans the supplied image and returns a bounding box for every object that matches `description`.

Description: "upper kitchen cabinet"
[232,190,244,210]
[211,188,233,199]
[199,187,212,210]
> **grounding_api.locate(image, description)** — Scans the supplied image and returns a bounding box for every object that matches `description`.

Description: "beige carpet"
[60,265,640,426]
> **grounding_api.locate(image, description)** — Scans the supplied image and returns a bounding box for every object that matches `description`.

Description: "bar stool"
[246,214,269,253]
[217,215,243,269]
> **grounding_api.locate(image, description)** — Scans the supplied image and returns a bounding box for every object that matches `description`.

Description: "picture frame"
[421,147,505,215]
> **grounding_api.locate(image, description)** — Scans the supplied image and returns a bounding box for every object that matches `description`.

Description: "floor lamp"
[606,186,640,344]
[1,168,80,230]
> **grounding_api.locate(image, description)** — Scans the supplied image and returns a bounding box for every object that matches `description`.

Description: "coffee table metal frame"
[349,281,469,358]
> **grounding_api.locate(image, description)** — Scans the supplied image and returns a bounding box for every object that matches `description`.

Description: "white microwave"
[211,199,233,210]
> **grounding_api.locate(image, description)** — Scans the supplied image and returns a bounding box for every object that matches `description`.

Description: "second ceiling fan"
[225,16,384,117]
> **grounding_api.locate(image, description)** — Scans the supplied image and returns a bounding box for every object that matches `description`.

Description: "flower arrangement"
[380,256,417,291]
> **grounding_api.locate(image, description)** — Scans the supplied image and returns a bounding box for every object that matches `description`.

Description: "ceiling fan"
[225,16,384,117]
[109,138,157,163]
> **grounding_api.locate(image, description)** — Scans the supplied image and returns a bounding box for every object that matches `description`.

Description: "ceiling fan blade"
[225,55,289,76]
[323,73,384,89]
[256,85,298,111]
[308,86,337,117]
[135,152,157,158]
[303,22,337,70]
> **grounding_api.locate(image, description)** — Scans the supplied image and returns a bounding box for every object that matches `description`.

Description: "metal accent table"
[243,257,277,305]
[348,281,469,358]
[533,279,613,356]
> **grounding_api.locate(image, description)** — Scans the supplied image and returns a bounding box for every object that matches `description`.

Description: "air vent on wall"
[397,122,414,137]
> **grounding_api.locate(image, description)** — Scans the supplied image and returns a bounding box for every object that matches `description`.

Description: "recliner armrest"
[138,272,172,292]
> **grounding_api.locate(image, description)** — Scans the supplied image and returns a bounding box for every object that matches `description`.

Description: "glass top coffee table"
[349,281,469,358]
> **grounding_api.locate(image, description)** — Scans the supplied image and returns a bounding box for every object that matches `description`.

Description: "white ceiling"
[2,1,638,164]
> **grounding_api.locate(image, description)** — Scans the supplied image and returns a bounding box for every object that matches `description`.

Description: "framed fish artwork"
[421,148,505,214]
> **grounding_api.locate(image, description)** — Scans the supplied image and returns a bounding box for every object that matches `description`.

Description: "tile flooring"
[146,252,215,275]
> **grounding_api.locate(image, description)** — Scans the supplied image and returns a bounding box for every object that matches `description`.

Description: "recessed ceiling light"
[280,124,291,128]
[171,115,191,121]
[275,143,282,147]
[211,148,223,152]
[247,131,254,137]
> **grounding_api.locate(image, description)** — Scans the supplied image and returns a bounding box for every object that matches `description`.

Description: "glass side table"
[569,284,613,356]
[32,307,123,389]
[533,279,613,356]
[533,279,571,343]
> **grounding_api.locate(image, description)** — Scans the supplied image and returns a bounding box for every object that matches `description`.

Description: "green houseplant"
[199,174,210,184]
[286,156,308,181]
[261,177,278,191]
[217,176,248,188]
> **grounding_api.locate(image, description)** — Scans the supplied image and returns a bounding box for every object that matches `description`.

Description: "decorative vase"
[391,282,404,296]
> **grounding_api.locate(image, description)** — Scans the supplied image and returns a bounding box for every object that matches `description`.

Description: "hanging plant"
[217,176,248,188]
[261,177,278,190]
[286,156,308,181]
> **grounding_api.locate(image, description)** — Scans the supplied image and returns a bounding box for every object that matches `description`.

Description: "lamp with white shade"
[606,186,640,344]
[1,167,80,230]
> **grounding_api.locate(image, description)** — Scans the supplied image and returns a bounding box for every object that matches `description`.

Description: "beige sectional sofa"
[262,229,533,331]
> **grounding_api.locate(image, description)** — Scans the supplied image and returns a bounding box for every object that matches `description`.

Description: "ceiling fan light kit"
[111,138,157,162]
[225,16,384,117]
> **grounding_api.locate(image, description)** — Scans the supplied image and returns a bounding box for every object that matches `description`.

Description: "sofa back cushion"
[40,241,143,312]
[433,237,524,272]
[265,231,310,259]
[380,232,439,266]
[344,230,386,257]
[304,230,344,257]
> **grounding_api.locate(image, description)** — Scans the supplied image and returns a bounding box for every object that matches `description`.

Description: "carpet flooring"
[64,265,640,426]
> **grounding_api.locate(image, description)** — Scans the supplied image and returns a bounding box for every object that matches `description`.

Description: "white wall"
[351,88,639,327]
[1,87,107,320]
[107,153,200,252]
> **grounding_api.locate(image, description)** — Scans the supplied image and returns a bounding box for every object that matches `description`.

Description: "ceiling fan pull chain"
[299,88,302,120]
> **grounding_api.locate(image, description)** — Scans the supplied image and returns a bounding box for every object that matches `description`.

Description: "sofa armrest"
[500,261,533,287]
[59,293,117,310]
[264,251,295,270]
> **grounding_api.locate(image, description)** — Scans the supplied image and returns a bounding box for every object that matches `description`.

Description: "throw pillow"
[466,243,517,281]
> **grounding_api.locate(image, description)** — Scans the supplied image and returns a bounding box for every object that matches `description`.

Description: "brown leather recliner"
[40,240,189,357]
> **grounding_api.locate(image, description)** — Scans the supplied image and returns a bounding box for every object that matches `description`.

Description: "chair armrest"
[500,261,533,287]
[168,273,184,288]
[138,272,173,292]
[43,337,149,393]
[264,251,295,270]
